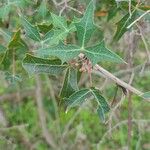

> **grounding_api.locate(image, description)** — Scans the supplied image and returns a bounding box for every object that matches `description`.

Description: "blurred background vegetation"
[0,0,150,150]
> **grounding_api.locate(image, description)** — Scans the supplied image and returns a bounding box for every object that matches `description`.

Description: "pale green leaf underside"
[23,54,68,75]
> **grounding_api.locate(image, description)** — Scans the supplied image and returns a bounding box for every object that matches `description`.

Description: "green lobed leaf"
[21,16,41,41]
[75,0,96,47]
[60,67,79,98]
[35,0,124,65]
[42,29,68,46]
[23,54,68,75]
[65,87,110,122]
[37,23,53,34]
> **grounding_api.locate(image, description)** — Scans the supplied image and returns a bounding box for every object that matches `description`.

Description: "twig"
[67,6,83,14]
[0,89,35,102]
[127,10,150,29]
[62,106,83,138]
[45,76,63,146]
[136,24,150,61]
[96,119,150,149]
[35,75,57,149]
[94,64,149,100]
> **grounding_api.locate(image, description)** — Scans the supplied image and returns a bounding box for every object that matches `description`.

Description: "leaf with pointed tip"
[113,11,137,41]
[85,41,124,64]
[75,0,96,47]
[60,67,79,98]
[36,43,81,63]
[141,92,150,100]
[0,5,11,21]
[38,0,48,19]
[21,16,41,41]
[51,13,68,30]
[66,89,92,111]
[90,88,110,113]
[97,106,105,123]
[23,54,68,75]
[42,22,76,46]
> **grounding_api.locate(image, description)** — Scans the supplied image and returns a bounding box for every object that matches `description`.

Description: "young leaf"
[97,106,105,123]
[23,54,68,75]
[75,0,96,47]
[113,11,137,41]
[21,16,41,41]
[90,88,110,113]
[60,67,79,98]
[66,89,92,111]
[36,43,81,63]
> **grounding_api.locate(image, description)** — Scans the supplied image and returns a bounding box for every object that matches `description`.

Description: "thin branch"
[96,119,150,149]
[94,64,149,101]
[136,24,150,61]
[0,89,35,102]
[127,10,150,29]
[35,75,57,149]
